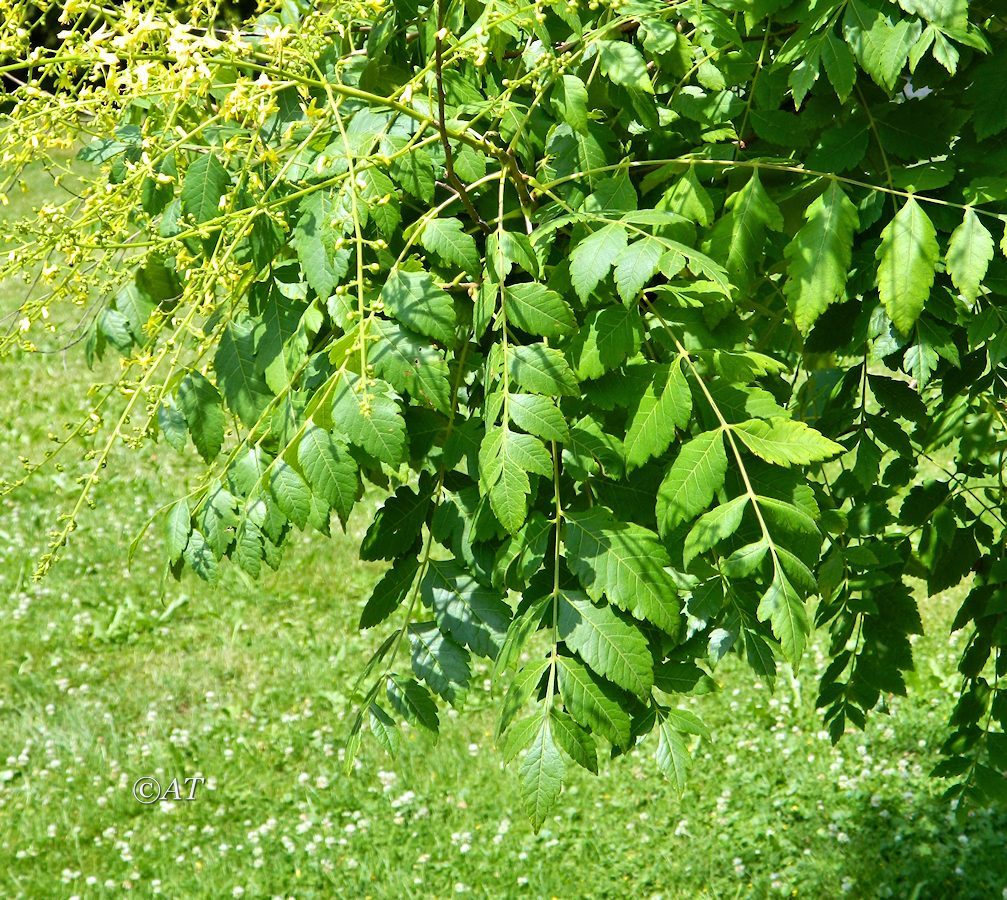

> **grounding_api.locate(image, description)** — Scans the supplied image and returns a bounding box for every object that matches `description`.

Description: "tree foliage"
[2,0,1007,826]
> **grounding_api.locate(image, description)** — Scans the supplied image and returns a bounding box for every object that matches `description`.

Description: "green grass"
[2,174,1007,899]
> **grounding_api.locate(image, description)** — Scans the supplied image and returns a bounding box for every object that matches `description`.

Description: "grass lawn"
[2,169,1006,899]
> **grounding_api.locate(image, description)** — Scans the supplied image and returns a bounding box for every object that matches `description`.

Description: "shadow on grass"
[843,787,1007,898]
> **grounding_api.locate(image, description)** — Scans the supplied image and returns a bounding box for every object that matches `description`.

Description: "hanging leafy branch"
[2,0,1007,825]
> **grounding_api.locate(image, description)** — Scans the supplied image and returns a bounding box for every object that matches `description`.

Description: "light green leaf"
[291,188,351,299]
[380,268,458,346]
[331,373,407,466]
[557,655,633,748]
[297,425,358,522]
[557,589,654,698]
[158,401,188,453]
[783,182,859,334]
[624,362,693,470]
[821,32,857,100]
[391,146,436,202]
[507,344,579,396]
[597,40,653,93]
[368,703,399,757]
[508,393,569,442]
[177,371,225,463]
[656,430,728,536]
[733,417,843,466]
[408,622,471,703]
[683,495,749,567]
[552,74,589,133]
[215,319,271,427]
[707,171,783,291]
[843,0,919,92]
[656,714,691,793]
[503,283,576,337]
[181,152,229,223]
[876,197,939,334]
[422,558,512,659]
[570,223,628,302]
[757,495,821,539]
[663,166,714,226]
[502,714,542,764]
[564,507,682,638]
[183,528,219,583]
[757,569,809,664]
[369,318,451,412]
[386,676,439,732]
[664,706,711,740]
[550,708,598,773]
[614,237,664,304]
[566,306,645,380]
[498,656,550,737]
[233,520,263,579]
[488,229,539,281]
[166,499,190,564]
[520,714,565,832]
[479,424,553,534]
[360,553,419,629]
[946,208,994,304]
[269,460,311,529]
[420,217,479,272]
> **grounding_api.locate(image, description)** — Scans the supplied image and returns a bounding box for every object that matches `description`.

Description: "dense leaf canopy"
[2,0,1007,825]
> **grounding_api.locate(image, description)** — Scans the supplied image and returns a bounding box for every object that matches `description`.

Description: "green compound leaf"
[420,216,479,272]
[368,703,400,757]
[624,362,693,471]
[557,589,654,698]
[215,319,272,427]
[166,499,191,564]
[297,425,358,522]
[946,207,994,304]
[177,371,226,463]
[380,267,458,347]
[550,708,598,773]
[360,552,419,630]
[386,676,440,733]
[520,713,565,832]
[422,558,512,659]
[783,182,859,334]
[656,713,692,793]
[181,151,229,223]
[733,418,844,466]
[331,373,407,466]
[507,344,580,397]
[564,506,682,638]
[291,188,351,299]
[614,237,664,304]
[656,430,728,537]
[183,528,219,584]
[757,568,810,665]
[551,74,589,133]
[557,654,633,748]
[508,393,569,443]
[479,424,553,534]
[566,306,645,380]
[503,282,576,338]
[597,40,654,93]
[876,196,939,334]
[683,495,749,567]
[408,621,471,703]
[369,318,452,413]
[269,459,312,529]
[569,223,628,302]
